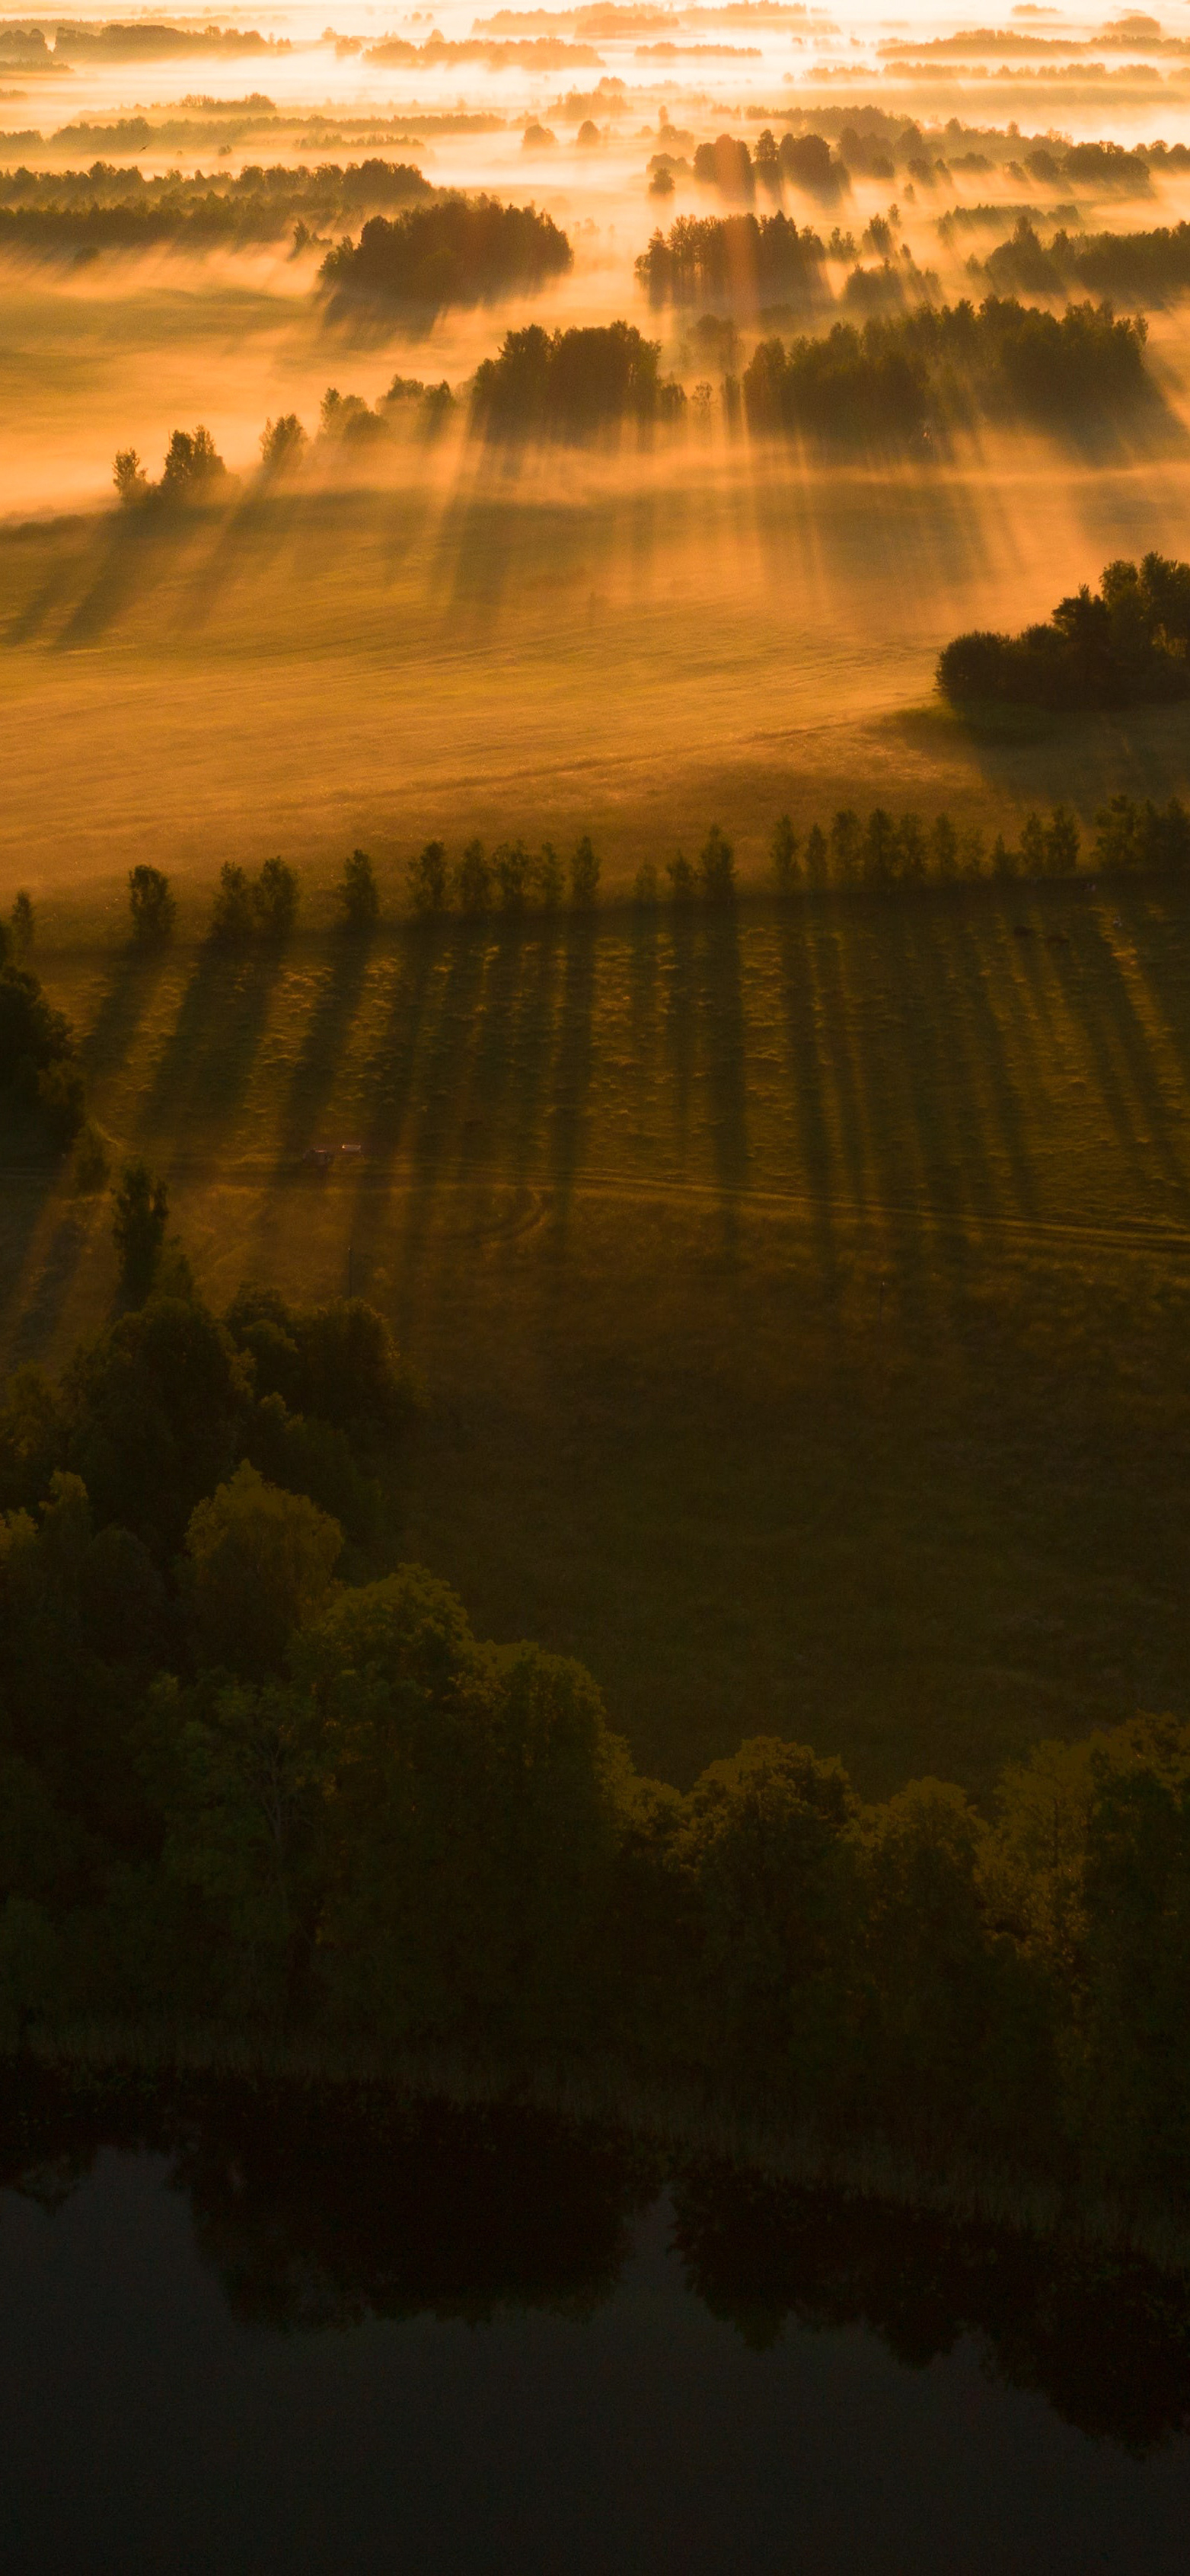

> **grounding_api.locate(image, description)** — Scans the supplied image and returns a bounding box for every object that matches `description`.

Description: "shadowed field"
[5,876,1190,1797]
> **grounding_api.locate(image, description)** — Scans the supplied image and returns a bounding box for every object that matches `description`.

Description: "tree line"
[1,1245,1189,2220]
[937,553,1190,714]
[634,212,831,311]
[471,323,684,436]
[0,159,433,261]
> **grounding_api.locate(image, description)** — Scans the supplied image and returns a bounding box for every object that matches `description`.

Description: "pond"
[1,2076,1188,2574]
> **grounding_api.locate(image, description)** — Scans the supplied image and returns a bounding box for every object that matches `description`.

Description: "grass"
[6,872,1190,1802]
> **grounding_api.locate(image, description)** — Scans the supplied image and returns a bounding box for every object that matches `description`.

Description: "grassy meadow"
[6,871,1190,1801]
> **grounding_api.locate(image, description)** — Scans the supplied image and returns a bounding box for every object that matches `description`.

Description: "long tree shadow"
[775,904,841,1286]
[79,941,175,1090]
[140,938,286,1148]
[697,905,748,1247]
[548,912,598,1242]
[664,905,697,1175]
[53,510,177,653]
[279,931,376,1164]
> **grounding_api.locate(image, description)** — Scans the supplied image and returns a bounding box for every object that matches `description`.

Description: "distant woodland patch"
[471,321,684,435]
[978,216,1190,309]
[937,554,1190,713]
[0,161,434,260]
[743,297,1156,442]
[318,197,573,318]
[635,212,831,311]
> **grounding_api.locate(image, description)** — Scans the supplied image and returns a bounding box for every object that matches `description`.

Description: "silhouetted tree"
[183,1461,343,1681]
[337,847,379,930]
[113,446,148,506]
[569,835,600,908]
[804,823,828,886]
[128,864,175,945]
[254,856,299,940]
[770,814,800,892]
[666,851,696,902]
[10,892,32,957]
[699,824,736,902]
[210,863,256,944]
[407,840,448,918]
[454,839,491,915]
[259,412,307,472]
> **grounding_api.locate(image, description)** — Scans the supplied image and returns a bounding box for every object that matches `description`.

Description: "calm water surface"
[1,2083,1188,2574]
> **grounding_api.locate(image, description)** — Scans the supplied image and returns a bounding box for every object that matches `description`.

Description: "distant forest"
[938,554,1190,713]
[744,297,1154,441]
[318,197,573,316]
[0,161,433,258]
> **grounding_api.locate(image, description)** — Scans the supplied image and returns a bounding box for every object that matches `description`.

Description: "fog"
[3,0,1190,889]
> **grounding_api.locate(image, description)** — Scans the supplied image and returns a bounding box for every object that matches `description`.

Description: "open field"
[5,875,1190,1798]
[5,465,1190,915]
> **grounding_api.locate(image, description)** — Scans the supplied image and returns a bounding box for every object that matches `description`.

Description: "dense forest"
[0,1231,1189,2217]
[0,160,434,259]
[743,296,1154,442]
[937,553,1190,713]
[471,322,684,435]
[635,211,831,311]
[317,196,573,316]
[980,216,1190,308]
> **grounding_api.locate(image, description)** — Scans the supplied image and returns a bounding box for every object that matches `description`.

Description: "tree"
[184,1462,343,1681]
[161,426,225,494]
[260,413,307,472]
[569,835,600,908]
[113,447,148,506]
[64,1294,253,1550]
[408,841,448,917]
[128,864,175,945]
[1045,804,1080,874]
[209,863,256,944]
[770,814,800,892]
[531,842,563,910]
[930,814,959,881]
[337,847,379,930]
[1019,812,1048,876]
[254,856,299,940]
[493,839,531,915]
[804,823,828,886]
[112,1160,169,1303]
[454,839,491,915]
[699,824,735,902]
[830,809,861,883]
[861,808,898,886]
[10,893,32,957]
[666,851,696,902]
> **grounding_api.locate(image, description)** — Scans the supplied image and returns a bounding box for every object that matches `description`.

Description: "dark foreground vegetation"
[743,296,1154,442]
[0,159,432,260]
[2,1218,1190,2228]
[318,197,572,318]
[939,552,1190,713]
[7,2069,1190,2448]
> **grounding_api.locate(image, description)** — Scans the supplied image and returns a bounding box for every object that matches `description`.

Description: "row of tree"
[937,553,1190,713]
[0,161,433,260]
[470,322,684,435]
[634,212,831,312]
[0,1251,1188,2211]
